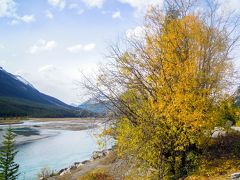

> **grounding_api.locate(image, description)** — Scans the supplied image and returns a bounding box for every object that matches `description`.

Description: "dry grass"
[48,174,72,180]
[99,151,117,165]
[0,119,23,125]
[186,131,240,179]
[77,168,113,180]
[186,157,240,180]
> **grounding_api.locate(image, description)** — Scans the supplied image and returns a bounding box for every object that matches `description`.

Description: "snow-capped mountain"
[0,67,93,117]
[79,98,111,115]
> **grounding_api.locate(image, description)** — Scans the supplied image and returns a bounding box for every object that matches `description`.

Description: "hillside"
[0,67,93,118]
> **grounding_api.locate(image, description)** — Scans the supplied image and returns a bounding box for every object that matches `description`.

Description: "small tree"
[0,127,19,180]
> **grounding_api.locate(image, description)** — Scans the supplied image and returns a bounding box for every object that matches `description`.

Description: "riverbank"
[45,127,240,180]
[8,118,109,180]
[0,118,107,146]
[0,119,24,125]
[46,148,119,180]
[34,118,104,131]
[0,117,107,126]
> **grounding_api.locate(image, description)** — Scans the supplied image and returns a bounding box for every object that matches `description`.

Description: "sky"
[0,0,239,105]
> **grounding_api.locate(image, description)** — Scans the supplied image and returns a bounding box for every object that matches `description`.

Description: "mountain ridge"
[0,67,93,118]
[79,98,111,115]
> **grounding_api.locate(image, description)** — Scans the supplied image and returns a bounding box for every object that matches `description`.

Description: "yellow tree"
[84,0,239,179]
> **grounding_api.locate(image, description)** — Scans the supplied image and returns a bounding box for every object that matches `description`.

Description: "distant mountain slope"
[79,98,110,115]
[0,67,94,117]
[0,67,72,108]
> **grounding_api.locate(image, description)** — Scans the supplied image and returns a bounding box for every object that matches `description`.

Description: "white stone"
[231,172,240,179]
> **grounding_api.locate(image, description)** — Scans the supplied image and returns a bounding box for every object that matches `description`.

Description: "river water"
[0,121,105,180]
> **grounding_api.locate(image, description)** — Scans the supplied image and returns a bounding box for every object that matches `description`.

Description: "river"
[0,120,107,180]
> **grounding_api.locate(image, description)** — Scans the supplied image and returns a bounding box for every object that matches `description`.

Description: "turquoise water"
[0,122,104,180]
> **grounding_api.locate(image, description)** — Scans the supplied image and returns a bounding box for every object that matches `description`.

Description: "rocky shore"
[57,149,112,176]
[43,148,112,180]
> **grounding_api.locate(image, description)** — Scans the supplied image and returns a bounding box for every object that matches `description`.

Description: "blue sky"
[0,0,239,104]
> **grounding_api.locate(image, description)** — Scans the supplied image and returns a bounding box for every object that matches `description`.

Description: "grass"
[186,130,240,179]
[186,157,240,179]
[99,151,117,165]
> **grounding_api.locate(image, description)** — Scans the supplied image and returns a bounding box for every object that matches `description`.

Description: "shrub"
[78,169,113,180]
[37,167,56,179]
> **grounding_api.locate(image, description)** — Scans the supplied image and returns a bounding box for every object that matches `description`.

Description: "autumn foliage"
[85,0,239,179]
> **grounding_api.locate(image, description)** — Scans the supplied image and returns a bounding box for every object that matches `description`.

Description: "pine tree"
[0,127,19,180]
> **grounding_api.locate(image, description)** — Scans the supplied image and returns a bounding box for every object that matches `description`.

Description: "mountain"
[0,67,94,118]
[79,98,111,115]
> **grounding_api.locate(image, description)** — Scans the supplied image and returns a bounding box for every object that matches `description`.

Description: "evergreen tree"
[0,127,19,180]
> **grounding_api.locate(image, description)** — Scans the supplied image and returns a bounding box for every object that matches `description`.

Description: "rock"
[59,169,70,176]
[58,168,67,174]
[77,163,83,168]
[232,127,240,132]
[103,149,110,156]
[231,172,240,179]
[82,160,90,164]
[70,165,77,170]
[57,148,113,176]
[212,127,226,138]
[91,151,105,160]
[74,162,81,166]
[59,171,65,176]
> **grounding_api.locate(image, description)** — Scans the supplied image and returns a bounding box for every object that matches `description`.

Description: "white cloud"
[48,0,66,10]
[68,3,84,15]
[112,11,121,19]
[18,14,35,23]
[126,26,145,40]
[119,0,163,12]
[38,64,56,73]
[35,65,82,104]
[0,0,36,24]
[67,43,96,53]
[9,14,35,25]
[29,40,57,54]
[0,0,16,17]
[45,10,54,19]
[81,0,105,8]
